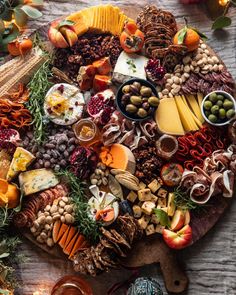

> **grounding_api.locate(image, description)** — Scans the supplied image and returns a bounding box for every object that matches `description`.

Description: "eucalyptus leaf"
[0,288,10,295]
[212,16,232,30]
[58,19,75,29]
[153,208,171,228]
[14,7,28,27]
[0,252,10,259]
[177,27,187,45]
[21,5,42,18]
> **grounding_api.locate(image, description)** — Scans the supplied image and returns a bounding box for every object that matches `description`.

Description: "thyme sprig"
[174,187,201,211]
[55,170,101,243]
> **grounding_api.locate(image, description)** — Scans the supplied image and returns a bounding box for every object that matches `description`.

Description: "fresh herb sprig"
[174,187,201,211]
[126,59,137,73]
[55,170,101,243]
[26,58,53,144]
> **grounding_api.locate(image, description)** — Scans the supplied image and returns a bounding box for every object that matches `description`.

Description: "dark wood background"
[14,1,236,294]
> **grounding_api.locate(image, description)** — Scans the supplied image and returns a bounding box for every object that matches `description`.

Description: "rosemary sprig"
[26,57,53,144]
[174,187,201,211]
[55,170,101,243]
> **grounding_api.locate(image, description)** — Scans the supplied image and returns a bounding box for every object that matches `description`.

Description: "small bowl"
[116,78,158,121]
[201,90,236,126]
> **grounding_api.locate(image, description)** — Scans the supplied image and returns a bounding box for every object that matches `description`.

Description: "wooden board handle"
[159,251,188,294]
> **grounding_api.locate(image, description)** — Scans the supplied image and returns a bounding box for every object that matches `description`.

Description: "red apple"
[170,209,185,231]
[48,20,78,48]
[163,224,193,250]
[184,210,191,225]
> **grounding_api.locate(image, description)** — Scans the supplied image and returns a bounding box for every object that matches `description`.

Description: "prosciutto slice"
[180,145,236,204]
[102,111,157,150]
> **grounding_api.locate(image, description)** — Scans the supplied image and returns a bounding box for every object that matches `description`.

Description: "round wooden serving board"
[13,13,235,295]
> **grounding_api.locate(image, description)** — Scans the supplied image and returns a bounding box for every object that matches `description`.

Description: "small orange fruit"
[173,28,200,52]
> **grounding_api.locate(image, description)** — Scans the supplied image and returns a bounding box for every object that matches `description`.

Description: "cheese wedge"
[175,96,199,132]
[59,226,71,248]
[155,97,185,135]
[55,223,69,243]
[19,168,59,196]
[186,94,204,123]
[180,95,203,128]
[197,93,204,108]
[64,232,79,255]
[100,144,136,174]
[69,234,85,260]
[63,226,77,250]
[7,147,35,181]
[52,220,62,243]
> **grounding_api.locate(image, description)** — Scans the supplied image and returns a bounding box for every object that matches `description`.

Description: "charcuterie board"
[1,4,236,295]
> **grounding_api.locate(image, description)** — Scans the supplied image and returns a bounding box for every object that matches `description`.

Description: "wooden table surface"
[14,1,236,294]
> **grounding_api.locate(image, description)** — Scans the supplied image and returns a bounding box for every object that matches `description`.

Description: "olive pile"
[120,81,159,119]
[203,92,235,124]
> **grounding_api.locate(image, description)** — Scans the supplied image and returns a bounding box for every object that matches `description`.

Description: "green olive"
[137,108,148,118]
[219,108,226,119]
[140,86,152,97]
[209,92,218,103]
[208,114,218,123]
[216,100,223,107]
[223,100,234,110]
[122,85,131,94]
[205,110,211,117]
[203,100,212,110]
[126,104,138,114]
[226,109,235,119]
[130,96,142,106]
[217,94,224,100]
[148,96,159,107]
[211,105,219,115]
[132,81,141,91]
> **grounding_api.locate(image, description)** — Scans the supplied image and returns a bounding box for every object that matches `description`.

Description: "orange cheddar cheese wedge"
[64,226,77,250]
[55,223,69,243]
[59,226,71,248]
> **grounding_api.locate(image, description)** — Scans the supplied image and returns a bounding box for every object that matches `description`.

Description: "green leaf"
[212,16,232,30]
[14,7,28,27]
[0,252,10,259]
[13,190,24,213]
[153,208,171,228]
[20,5,42,18]
[58,19,75,29]
[0,289,10,295]
[177,27,187,45]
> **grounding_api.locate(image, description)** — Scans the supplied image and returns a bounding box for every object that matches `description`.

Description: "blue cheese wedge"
[19,169,59,196]
[44,83,85,125]
[112,51,148,84]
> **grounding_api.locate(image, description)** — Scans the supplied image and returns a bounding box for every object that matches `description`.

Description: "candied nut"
[45,224,51,231]
[213,64,219,71]
[190,65,194,71]
[59,200,66,208]
[183,55,191,65]
[65,205,73,213]
[91,178,98,185]
[212,56,219,63]
[58,208,64,215]
[191,60,197,67]
[33,220,40,229]
[169,93,173,98]
[162,89,169,95]
[62,196,69,203]
[204,49,210,55]
[40,232,47,240]
[36,236,44,244]
[173,76,180,84]
[46,216,53,224]
[175,73,181,78]
[61,216,66,223]
[65,214,73,224]
[164,73,171,79]
[47,238,54,247]
[202,65,209,71]
[30,227,37,233]
[195,54,202,61]
[50,205,58,214]
[53,214,61,221]
[45,205,51,212]
[158,92,163,99]
[202,57,207,64]
[219,64,224,71]
[201,43,207,50]
[38,216,46,224]
[167,78,173,85]
[44,212,50,217]
[194,67,200,73]
[197,59,204,66]
[184,65,190,73]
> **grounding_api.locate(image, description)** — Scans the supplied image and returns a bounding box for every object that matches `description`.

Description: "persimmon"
[120,21,144,53]
[7,36,33,56]
[173,27,200,52]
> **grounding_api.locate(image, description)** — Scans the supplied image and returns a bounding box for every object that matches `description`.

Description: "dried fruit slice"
[64,232,79,256]
[52,220,62,243]
[69,234,85,259]
[59,226,71,248]
[56,223,69,243]
[63,226,77,250]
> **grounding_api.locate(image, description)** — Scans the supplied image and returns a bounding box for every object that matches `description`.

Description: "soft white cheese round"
[44,83,85,125]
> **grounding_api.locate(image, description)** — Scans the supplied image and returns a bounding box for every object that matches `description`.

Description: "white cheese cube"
[151,214,160,225]
[148,179,162,193]
[127,191,138,203]
[158,198,167,207]
[167,192,176,217]
[138,215,151,229]
[141,201,155,215]
[146,224,155,236]
[150,194,158,203]
[132,205,142,218]
[139,182,146,189]
[157,188,168,199]
[138,189,152,201]
[156,224,165,234]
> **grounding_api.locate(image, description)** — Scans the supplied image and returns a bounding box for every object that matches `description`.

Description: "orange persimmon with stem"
[120,21,144,53]
[7,36,33,56]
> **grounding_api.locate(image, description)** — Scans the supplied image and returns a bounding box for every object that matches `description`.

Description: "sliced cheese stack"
[66,4,133,36]
[53,221,88,260]
[155,94,205,135]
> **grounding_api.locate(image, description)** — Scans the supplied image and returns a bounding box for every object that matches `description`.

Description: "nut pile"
[30,196,75,247]
[90,162,109,186]
[159,41,224,99]
[21,124,78,171]
[120,81,159,119]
